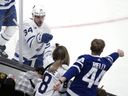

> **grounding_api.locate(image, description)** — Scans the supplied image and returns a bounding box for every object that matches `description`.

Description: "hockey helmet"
[32,5,45,16]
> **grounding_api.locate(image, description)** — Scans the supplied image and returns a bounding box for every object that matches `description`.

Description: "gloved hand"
[41,33,53,43]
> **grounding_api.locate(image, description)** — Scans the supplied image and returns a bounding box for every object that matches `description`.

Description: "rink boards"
[0,57,116,96]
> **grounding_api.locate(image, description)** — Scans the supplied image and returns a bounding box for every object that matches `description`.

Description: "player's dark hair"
[55,43,59,47]
[48,45,70,73]
[52,45,70,66]
[90,39,105,55]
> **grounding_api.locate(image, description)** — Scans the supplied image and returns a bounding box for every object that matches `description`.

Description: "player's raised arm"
[53,39,125,96]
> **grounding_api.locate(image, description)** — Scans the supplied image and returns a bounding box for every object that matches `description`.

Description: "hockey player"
[0,0,17,58]
[13,5,53,68]
[53,39,124,96]
[34,45,70,96]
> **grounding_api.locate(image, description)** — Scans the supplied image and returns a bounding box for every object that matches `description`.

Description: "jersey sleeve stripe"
[29,38,35,48]
[0,2,15,9]
[27,35,35,43]
[72,65,81,73]
[26,36,35,47]
[106,56,113,64]
[76,61,84,68]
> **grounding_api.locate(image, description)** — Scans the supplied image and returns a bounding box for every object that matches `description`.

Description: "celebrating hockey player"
[53,39,124,96]
[13,5,53,68]
[0,0,17,58]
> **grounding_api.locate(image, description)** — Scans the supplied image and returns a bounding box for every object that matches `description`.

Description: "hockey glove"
[41,33,53,43]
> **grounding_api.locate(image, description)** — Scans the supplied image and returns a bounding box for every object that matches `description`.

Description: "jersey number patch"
[82,67,106,88]
[24,27,33,36]
[38,72,52,94]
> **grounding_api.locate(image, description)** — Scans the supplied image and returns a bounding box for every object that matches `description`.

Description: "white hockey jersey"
[34,65,69,96]
[14,18,51,60]
[42,43,57,68]
[0,0,15,9]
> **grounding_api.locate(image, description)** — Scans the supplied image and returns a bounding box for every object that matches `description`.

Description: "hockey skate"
[0,45,8,58]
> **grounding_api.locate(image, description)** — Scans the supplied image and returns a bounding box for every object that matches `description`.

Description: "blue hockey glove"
[41,33,53,43]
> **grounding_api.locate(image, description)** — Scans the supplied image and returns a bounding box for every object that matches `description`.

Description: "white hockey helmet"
[32,5,45,16]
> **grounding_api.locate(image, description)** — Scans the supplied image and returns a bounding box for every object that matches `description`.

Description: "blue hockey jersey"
[0,0,15,9]
[63,52,119,96]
